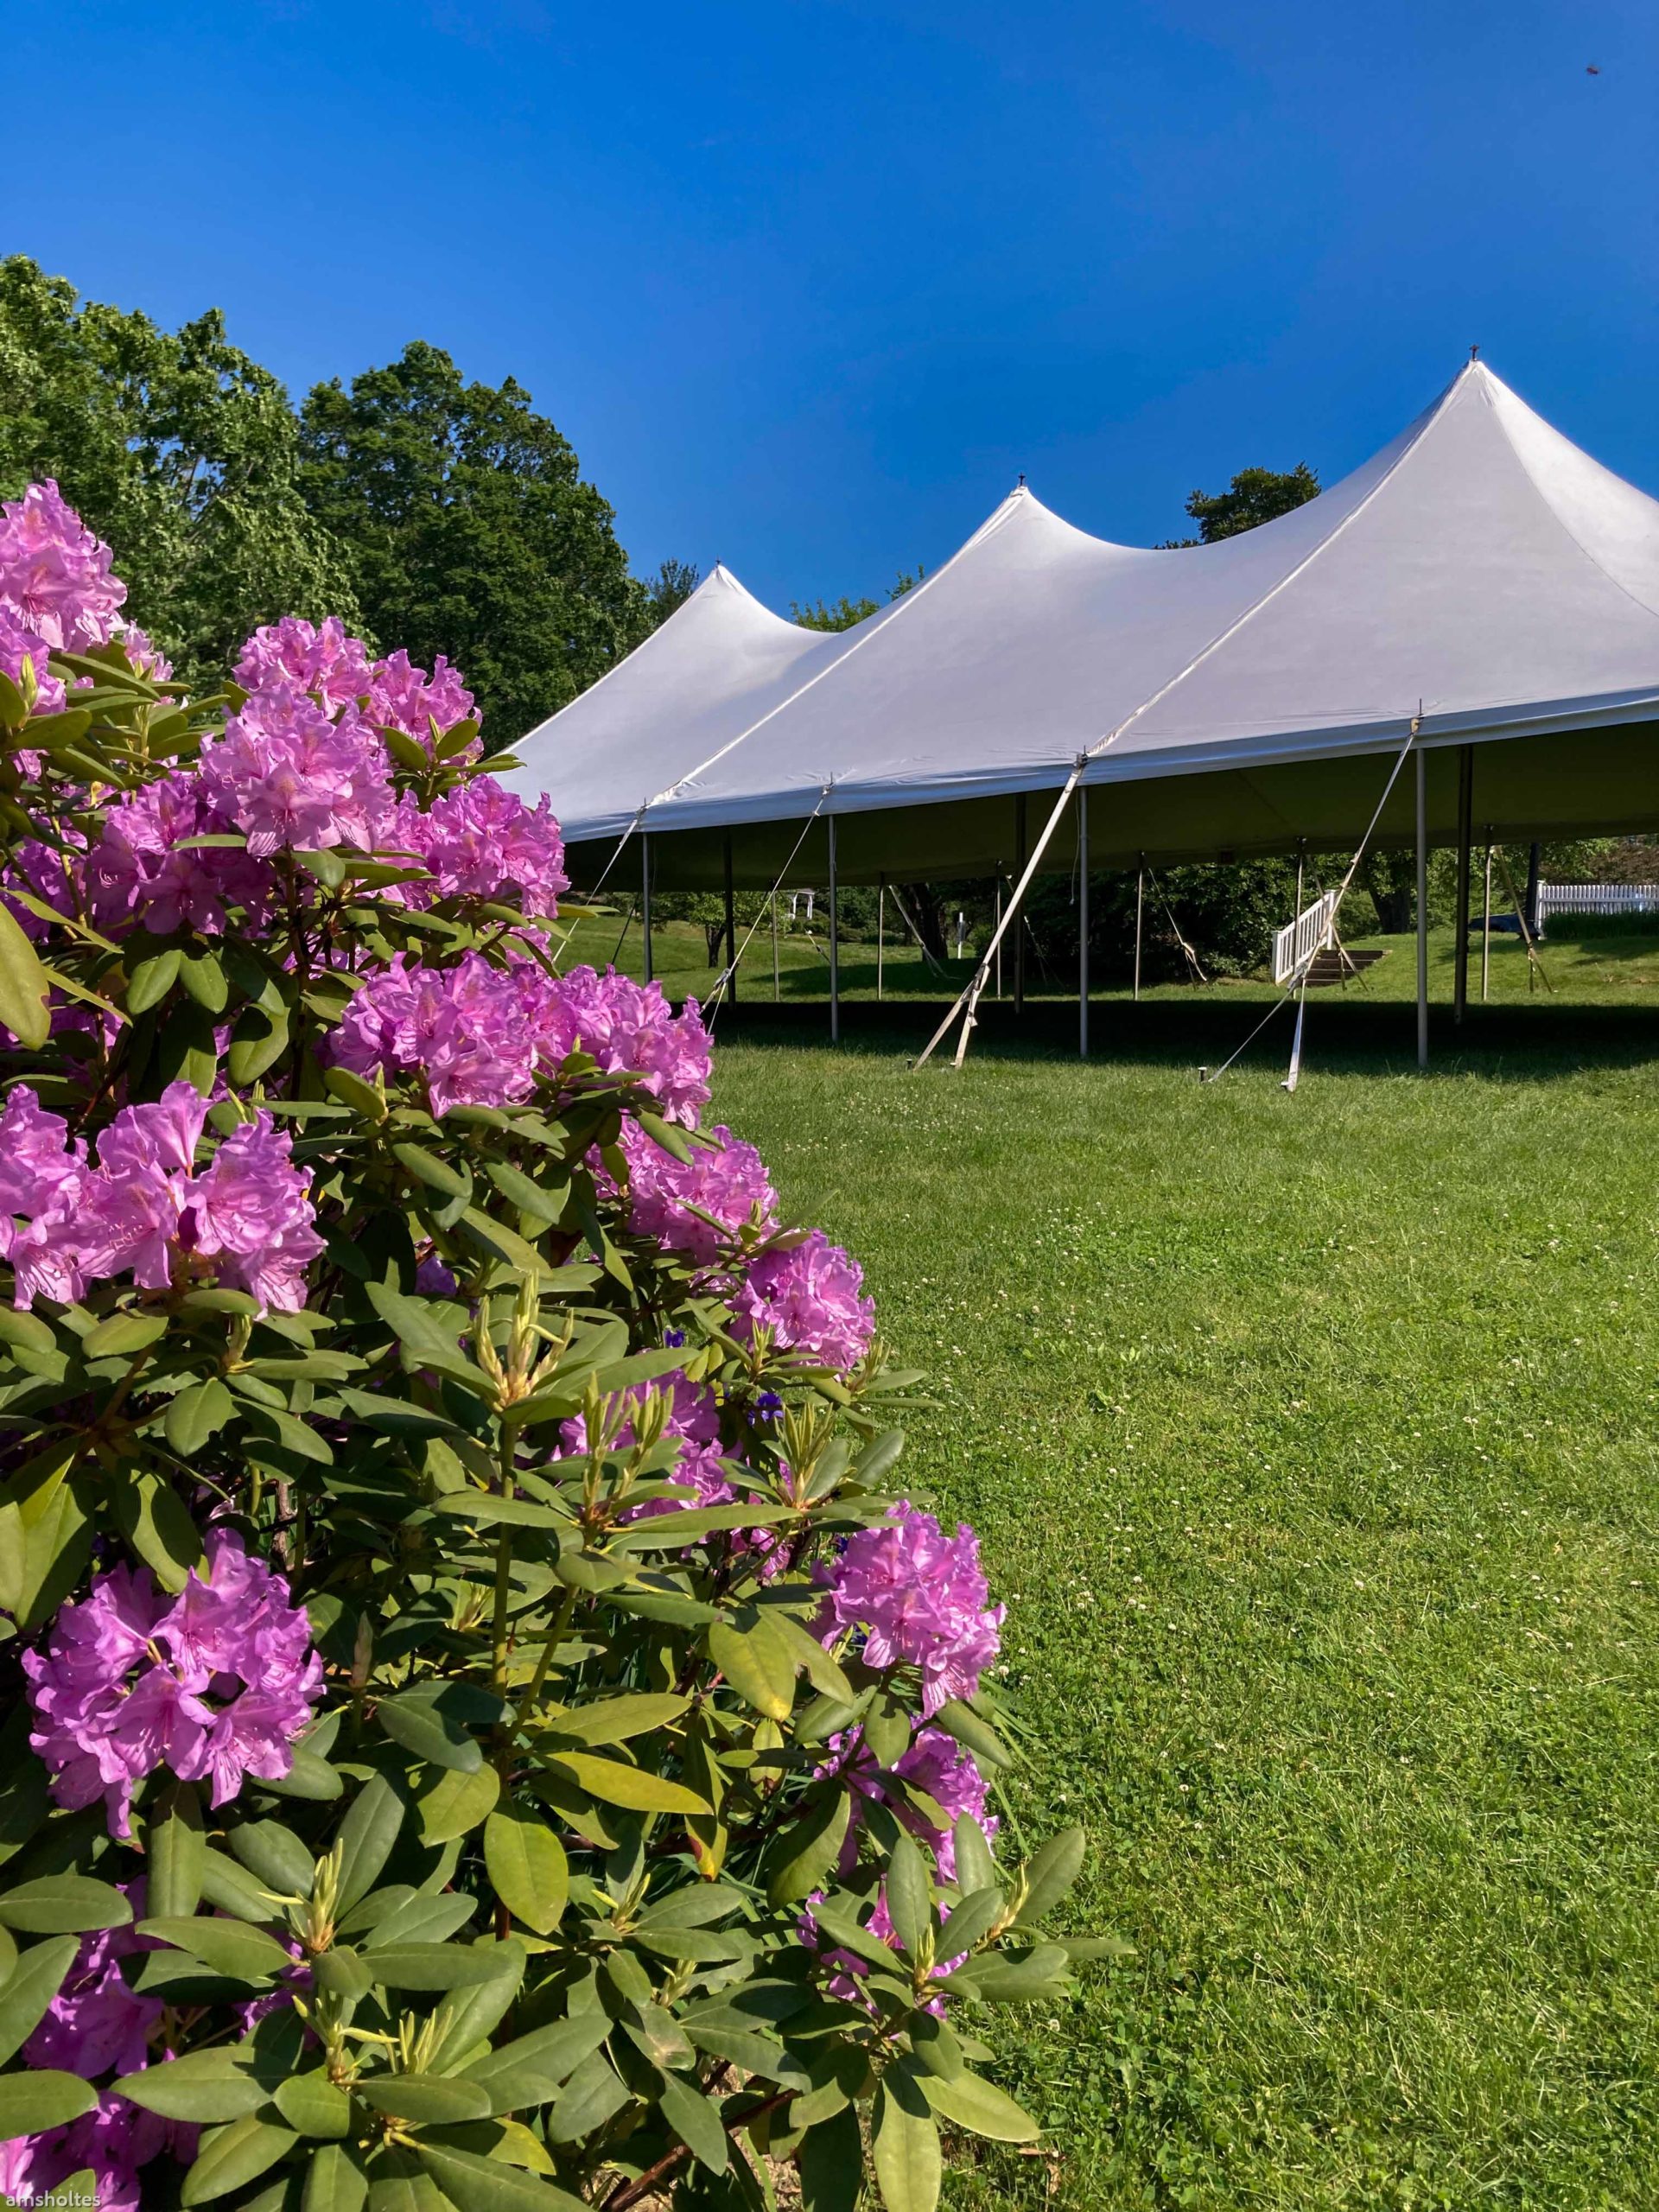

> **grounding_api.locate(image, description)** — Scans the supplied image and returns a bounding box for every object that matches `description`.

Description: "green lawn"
[588,917,1659,2209]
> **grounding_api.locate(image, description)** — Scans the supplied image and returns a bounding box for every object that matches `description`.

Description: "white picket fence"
[1536,882,1659,934]
[1272,888,1339,985]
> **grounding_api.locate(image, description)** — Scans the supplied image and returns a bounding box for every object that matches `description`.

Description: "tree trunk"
[1363,853,1415,935]
[901,885,948,963]
[704,924,726,965]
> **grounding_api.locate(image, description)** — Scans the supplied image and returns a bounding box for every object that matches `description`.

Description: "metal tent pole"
[1294,838,1305,918]
[828,814,840,1044]
[1078,786,1090,1059]
[641,834,653,985]
[1134,857,1145,1002]
[1415,743,1429,1069]
[994,882,1003,999]
[722,831,738,1006]
[877,879,886,1002]
[772,892,780,1001]
[1014,794,1027,1014]
[1452,745,1473,1025]
[1481,835,1493,1002]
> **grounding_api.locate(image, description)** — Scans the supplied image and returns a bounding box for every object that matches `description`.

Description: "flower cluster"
[330,956,712,1122]
[235,617,476,749]
[734,1227,876,1371]
[0,607,66,716]
[0,1082,323,1312]
[200,680,395,856]
[23,1526,323,1836]
[821,1504,1005,1715]
[618,1117,779,1263]
[0,2094,192,2212]
[394,776,568,913]
[0,480,125,653]
[90,770,272,935]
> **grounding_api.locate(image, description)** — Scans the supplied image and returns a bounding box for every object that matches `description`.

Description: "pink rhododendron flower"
[121,624,173,683]
[0,2093,194,2212]
[189,1114,327,1311]
[733,1230,875,1372]
[818,1725,996,1881]
[821,1504,1005,1716]
[89,770,272,935]
[199,682,393,855]
[236,614,372,715]
[616,1118,778,1264]
[365,647,477,748]
[0,1084,92,1307]
[0,480,125,652]
[0,606,66,715]
[329,950,540,1116]
[397,778,568,913]
[540,966,712,1125]
[0,831,85,945]
[25,1887,161,2078]
[24,1527,324,1837]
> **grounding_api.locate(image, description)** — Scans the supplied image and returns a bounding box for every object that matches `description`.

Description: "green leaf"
[951,1815,998,1897]
[110,1467,203,1591]
[311,1947,374,2000]
[798,2107,862,2212]
[0,2068,99,2134]
[931,1699,1013,1772]
[228,1818,314,1899]
[82,1309,169,1358]
[659,2070,729,2175]
[367,2146,450,2212]
[228,1001,291,1086]
[114,2046,270,2122]
[322,1066,388,1121]
[123,945,181,1014]
[541,1753,709,1816]
[709,1611,798,1721]
[455,2011,609,2107]
[540,1692,689,1747]
[303,2144,369,2212]
[765,1788,852,1908]
[358,2075,493,2126]
[416,1761,500,1845]
[682,2021,810,2090]
[336,1770,405,1907]
[146,1779,207,1917]
[426,1956,526,2076]
[415,2141,588,2212]
[1013,1825,1087,1927]
[368,1942,525,1991]
[258,1745,343,1800]
[0,1874,132,1934]
[484,1804,569,1936]
[137,1915,294,1984]
[925,1885,1004,1962]
[180,2113,299,2204]
[0,889,54,1044]
[885,1834,931,1959]
[873,2066,942,2212]
[920,2069,1041,2142]
[378,1694,483,1773]
[200,1847,287,1923]
[0,1933,78,2066]
[179,949,230,1014]
[293,847,346,889]
[484,1160,564,1224]
[393,1142,474,1202]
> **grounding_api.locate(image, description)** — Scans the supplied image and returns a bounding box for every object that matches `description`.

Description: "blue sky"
[13,2,1656,609]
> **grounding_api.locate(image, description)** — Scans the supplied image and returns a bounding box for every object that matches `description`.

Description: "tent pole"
[1077,786,1090,1059]
[1014,794,1027,1014]
[994,882,1003,999]
[1481,834,1493,1001]
[641,833,653,985]
[1294,838,1305,917]
[828,814,840,1045]
[1134,856,1145,1003]
[722,831,738,1006]
[877,878,886,1001]
[1415,742,1428,1070]
[772,891,780,1001]
[1452,745,1473,1025]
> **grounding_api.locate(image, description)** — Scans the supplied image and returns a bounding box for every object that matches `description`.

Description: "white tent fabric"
[507,363,1659,855]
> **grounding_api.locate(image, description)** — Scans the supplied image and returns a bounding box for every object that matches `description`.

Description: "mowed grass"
[579,917,1659,2209]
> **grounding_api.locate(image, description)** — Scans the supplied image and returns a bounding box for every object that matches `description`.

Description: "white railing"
[1272,888,1339,985]
[1535,883,1659,935]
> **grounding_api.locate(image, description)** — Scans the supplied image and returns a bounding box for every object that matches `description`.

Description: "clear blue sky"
[13,2,1656,610]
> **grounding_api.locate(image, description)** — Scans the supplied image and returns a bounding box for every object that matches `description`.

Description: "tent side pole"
[1134,857,1145,1002]
[1481,834,1493,1002]
[1415,743,1429,1070]
[877,879,885,1002]
[722,831,738,1006]
[828,813,840,1045]
[1294,839,1305,918]
[1014,793,1027,1014]
[994,883,1002,999]
[1452,744,1473,1025]
[1078,786,1090,1059]
[641,833,653,986]
[772,891,780,1001]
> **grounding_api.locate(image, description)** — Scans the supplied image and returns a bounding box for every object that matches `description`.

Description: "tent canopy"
[505,363,1659,889]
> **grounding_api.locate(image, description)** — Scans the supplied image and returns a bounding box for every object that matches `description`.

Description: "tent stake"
[1078,786,1090,1058]
[722,831,738,1006]
[877,879,885,1001]
[1452,744,1473,1024]
[1415,741,1428,1070]
[641,833,653,985]
[1481,834,1493,1001]
[828,814,840,1044]
[1134,856,1145,1002]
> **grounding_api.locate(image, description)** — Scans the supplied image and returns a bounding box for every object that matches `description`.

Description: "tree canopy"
[1167,461,1321,547]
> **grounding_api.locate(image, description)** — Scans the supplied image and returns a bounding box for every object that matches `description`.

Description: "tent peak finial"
[1469,344,1480,361]
[1017,473,1027,488]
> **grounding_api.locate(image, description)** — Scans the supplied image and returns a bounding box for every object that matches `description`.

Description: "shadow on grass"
[706,990,1659,1079]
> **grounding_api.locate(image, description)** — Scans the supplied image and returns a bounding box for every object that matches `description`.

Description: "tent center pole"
[828,814,840,1045]
[1134,855,1145,1003]
[1452,745,1473,1025]
[722,831,738,1007]
[772,891,780,1001]
[1014,793,1027,1014]
[641,833,653,986]
[1415,742,1429,1070]
[1481,833,1493,1002]
[877,878,885,1002]
[994,881,1003,999]
[1078,785,1090,1059]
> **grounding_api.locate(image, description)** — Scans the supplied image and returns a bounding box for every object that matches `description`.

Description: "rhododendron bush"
[0,486,1109,2212]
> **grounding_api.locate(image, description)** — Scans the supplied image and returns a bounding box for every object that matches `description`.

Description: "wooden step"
[1303,946,1389,988]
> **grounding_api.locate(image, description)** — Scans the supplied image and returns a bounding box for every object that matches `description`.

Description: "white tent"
[508,361,1659,894]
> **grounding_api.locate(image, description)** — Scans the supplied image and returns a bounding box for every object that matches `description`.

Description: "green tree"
[0,255,359,678]
[791,566,924,632]
[1162,462,1321,548]
[299,342,653,738]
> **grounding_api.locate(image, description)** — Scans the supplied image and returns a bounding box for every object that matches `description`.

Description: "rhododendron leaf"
[0,1874,131,1934]
[542,1754,710,1816]
[415,2141,588,2212]
[765,1608,855,1703]
[110,1466,203,1591]
[873,2065,942,2212]
[485,1159,566,1225]
[709,1611,799,1721]
[930,1700,1011,1772]
[335,1772,407,1909]
[636,1109,695,1166]
[311,1947,374,2000]
[364,1892,476,1950]
[138,1914,293,1985]
[798,2107,863,2212]
[228,1001,290,1085]
[417,1760,501,1845]
[886,1834,932,1959]
[179,2111,300,2204]
[455,2008,608,2107]
[1056,1933,1135,1961]
[952,1815,999,1897]
[1011,1826,1087,1927]
[681,2020,811,2090]
[369,1942,530,1991]
[926,1885,1005,1962]
[0,669,27,726]
[765,1785,852,1908]
[274,2067,353,2139]
[0,1306,57,1356]
[115,2045,271,2122]
[228,1818,314,1900]
[919,2069,1041,2142]
[0,1932,77,2066]
[394,1142,474,1202]
[366,1281,469,1367]
[952,1942,1070,2002]
[179,948,230,1014]
[322,1066,389,1121]
[0,897,51,1048]
[293,847,347,890]
[908,2011,964,2084]
[541,1693,689,1747]
[658,2069,729,2173]
[83,1307,169,1358]
[302,2143,369,2212]
[126,945,182,1013]
[199,1847,286,1923]
[360,2074,494,2126]
[166,1376,238,1455]
[153,1000,222,1094]
[147,1778,208,1917]
[456,1205,550,1278]
[0,2066,99,2134]
[378,1695,484,1773]
[485,1804,569,1936]
[258,1745,343,1801]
